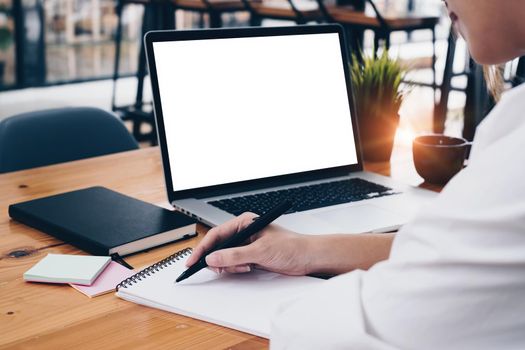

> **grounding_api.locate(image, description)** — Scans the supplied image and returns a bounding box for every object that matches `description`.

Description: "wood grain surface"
[0,145,437,349]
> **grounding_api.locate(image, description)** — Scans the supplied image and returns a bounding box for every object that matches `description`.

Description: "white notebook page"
[116,250,324,338]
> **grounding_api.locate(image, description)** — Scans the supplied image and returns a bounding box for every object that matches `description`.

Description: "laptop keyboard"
[208,178,398,216]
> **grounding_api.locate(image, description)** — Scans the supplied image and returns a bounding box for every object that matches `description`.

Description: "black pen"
[175,200,293,283]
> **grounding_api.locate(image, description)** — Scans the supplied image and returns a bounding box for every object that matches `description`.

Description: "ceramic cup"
[413,134,471,184]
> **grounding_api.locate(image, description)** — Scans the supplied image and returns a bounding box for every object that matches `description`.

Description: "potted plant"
[350,49,409,162]
[0,3,12,87]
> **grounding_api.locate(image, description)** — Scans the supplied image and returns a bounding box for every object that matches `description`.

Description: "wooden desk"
[0,146,438,349]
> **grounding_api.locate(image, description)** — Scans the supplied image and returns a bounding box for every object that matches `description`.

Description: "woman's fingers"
[186,212,258,267]
[205,244,259,268]
[224,265,252,274]
[208,264,252,275]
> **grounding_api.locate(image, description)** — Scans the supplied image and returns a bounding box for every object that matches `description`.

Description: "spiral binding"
[116,247,193,291]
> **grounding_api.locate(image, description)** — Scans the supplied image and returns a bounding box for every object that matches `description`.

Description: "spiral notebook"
[116,248,324,338]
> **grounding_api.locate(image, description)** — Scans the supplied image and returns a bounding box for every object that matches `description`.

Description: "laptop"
[144,24,436,234]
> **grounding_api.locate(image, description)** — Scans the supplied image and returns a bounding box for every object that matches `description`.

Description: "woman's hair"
[483,64,505,101]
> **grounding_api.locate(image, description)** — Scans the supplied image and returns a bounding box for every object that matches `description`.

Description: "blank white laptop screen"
[153,32,358,192]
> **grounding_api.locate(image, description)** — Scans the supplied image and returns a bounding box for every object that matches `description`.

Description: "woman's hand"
[186,212,395,276]
[185,212,313,276]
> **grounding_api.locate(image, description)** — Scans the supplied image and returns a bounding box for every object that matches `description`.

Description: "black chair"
[0,107,139,173]
[173,0,247,28]
[243,0,323,26]
[111,0,174,146]
[317,0,439,52]
[316,0,440,89]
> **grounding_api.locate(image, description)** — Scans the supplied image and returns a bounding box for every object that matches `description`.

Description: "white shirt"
[270,83,525,349]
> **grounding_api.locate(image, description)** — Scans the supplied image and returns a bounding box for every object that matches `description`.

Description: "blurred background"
[0,0,523,148]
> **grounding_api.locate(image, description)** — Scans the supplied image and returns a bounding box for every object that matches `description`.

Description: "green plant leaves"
[351,49,409,119]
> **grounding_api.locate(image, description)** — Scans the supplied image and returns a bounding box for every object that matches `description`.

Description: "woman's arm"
[304,233,395,275]
[186,212,394,276]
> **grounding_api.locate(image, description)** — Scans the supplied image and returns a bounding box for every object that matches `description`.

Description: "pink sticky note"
[70,261,135,298]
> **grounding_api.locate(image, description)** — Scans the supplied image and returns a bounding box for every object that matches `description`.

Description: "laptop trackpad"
[311,204,404,233]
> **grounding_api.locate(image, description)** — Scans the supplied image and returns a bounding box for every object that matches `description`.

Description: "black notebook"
[9,187,197,256]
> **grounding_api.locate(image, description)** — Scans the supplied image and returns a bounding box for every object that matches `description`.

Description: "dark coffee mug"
[413,135,471,184]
